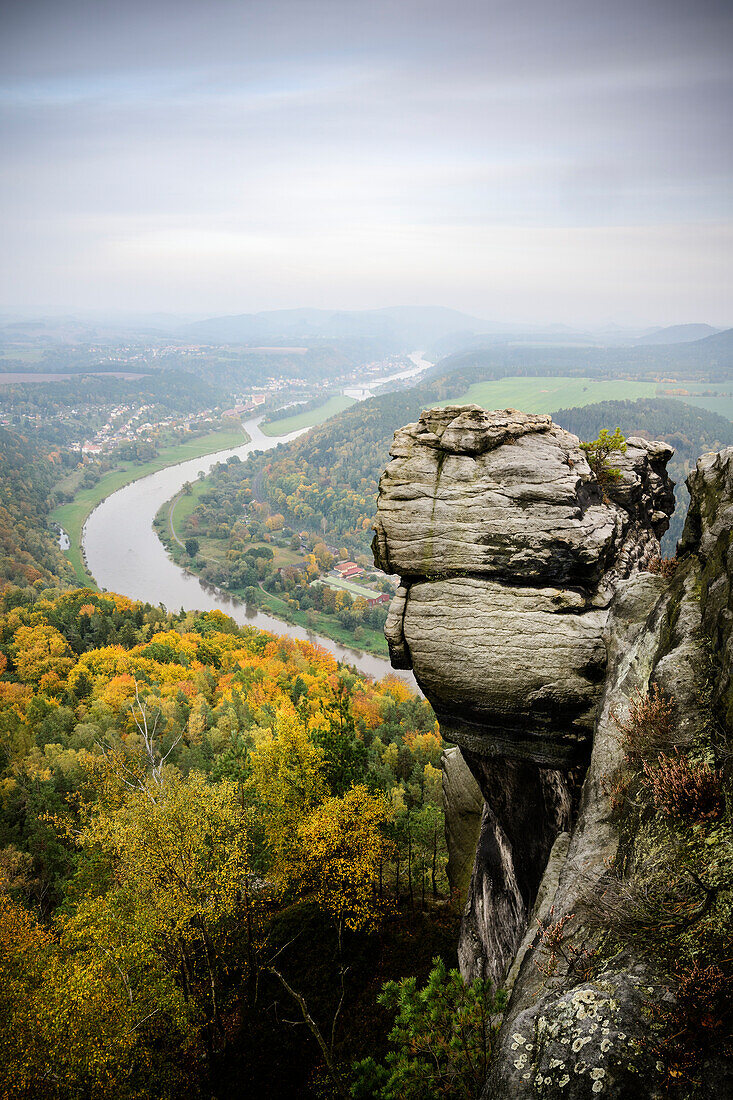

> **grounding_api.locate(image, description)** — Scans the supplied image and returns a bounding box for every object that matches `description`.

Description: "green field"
[260,394,357,436]
[317,575,388,601]
[442,376,658,414]
[659,383,733,423]
[256,588,389,658]
[51,426,249,586]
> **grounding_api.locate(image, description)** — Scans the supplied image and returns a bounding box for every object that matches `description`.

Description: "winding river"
[83,355,432,683]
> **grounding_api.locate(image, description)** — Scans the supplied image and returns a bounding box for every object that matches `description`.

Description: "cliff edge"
[374,408,732,1098]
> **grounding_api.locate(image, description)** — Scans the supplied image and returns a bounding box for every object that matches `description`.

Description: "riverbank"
[154,487,389,659]
[260,394,356,436]
[51,425,250,587]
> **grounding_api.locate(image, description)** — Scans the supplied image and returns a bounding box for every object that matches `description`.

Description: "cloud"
[0,0,731,322]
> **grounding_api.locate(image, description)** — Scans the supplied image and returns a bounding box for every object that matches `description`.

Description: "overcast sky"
[1,0,731,326]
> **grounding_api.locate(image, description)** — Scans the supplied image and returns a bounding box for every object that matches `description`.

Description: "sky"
[1,0,731,327]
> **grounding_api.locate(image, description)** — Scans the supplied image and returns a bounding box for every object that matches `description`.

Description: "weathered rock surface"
[484,438,733,1097]
[457,755,574,985]
[374,407,674,766]
[371,407,726,1098]
[374,407,672,590]
[442,746,483,908]
[680,445,733,728]
[485,570,674,1098]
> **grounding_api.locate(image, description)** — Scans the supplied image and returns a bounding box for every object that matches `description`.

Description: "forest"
[0,585,472,1098]
[428,328,733,385]
[0,428,75,590]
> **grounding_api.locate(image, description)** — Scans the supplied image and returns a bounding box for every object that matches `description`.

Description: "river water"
[83,356,432,684]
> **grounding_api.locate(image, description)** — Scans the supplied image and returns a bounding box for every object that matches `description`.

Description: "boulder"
[373,407,674,766]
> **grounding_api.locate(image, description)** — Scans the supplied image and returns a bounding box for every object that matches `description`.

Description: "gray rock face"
[372,406,693,1098]
[374,407,674,766]
[442,746,483,908]
[457,755,574,986]
[485,571,673,1098]
[680,445,733,728]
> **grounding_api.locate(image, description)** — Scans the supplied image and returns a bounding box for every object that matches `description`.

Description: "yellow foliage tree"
[12,623,74,685]
[72,767,257,1045]
[297,785,393,933]
[248,703,326,876]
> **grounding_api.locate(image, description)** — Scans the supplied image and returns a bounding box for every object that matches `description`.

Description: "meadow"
[260,394,356,435]
[443,376,658,414]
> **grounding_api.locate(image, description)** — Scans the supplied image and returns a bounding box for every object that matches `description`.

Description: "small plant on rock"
[534,908,597,981]
[580,427,627,485]
[613,684,677,764]
[648,960,733,1090]
[646,554,678,579]
[642,752,725,824]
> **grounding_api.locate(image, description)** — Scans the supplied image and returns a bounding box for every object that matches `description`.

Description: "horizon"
[1,0,732,326]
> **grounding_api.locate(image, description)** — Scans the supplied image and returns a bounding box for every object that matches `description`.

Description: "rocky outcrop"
[485,570,675,1098]
[374,406,674,767]
[485,449,733,1098]
[442,746,483,908]
[679,446,733,729]
[374,406,675,987]
[375,414,733,1098]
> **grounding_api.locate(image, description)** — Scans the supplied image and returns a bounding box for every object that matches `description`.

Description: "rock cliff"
[374,410,732,1097]
[374,407,675,982]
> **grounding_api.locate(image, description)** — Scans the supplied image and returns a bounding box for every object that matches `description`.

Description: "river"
[83,355,433,684]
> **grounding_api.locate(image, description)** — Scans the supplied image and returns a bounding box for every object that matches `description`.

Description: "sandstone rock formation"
[374,406,675,985]
[486,449,733,1099]
[442,746,483,908]
[372,408,733,1097]
[374,406,674,768]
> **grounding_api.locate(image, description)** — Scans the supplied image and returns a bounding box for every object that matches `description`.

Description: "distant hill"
[635,323,721,345]
[428,326,733,383]
[183,305,491,349]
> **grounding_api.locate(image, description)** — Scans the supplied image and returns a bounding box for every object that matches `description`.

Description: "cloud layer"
[1,0,731,325]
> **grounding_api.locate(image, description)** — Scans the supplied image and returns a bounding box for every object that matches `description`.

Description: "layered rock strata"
[375,411,733,1096]
[486,449,733,1099]
[374,406,674,767]
[374,406,675,984]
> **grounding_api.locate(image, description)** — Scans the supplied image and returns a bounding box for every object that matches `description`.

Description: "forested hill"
[232,384,435,557]
[551,397,733,551]
[429,327,733,384]
[0,428,75,589]
[0,587,452,1097]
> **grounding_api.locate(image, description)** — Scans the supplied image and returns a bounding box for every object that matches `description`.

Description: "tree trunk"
[268,966,348,1100]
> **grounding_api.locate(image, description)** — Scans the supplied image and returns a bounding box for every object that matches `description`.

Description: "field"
[260,394,357,435]
[317,575,389,601]
[659,383,733,422]
[442,376,658,414]
[51,426,249,586]
[256,587,389,657]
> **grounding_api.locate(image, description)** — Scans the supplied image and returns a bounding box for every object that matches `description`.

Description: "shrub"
[533,908,597,980]
[580,427,627,484]
[614,684,677,763]
[582,847,725,943]
[642,753,725,823]
[350,957,506,1099]
[646,554,678,579]
[649,960,733,1090]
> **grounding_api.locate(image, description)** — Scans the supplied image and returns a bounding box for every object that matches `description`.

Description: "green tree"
[184,537,200,557]
[351,958,506,1099]
[580,427,627,484]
